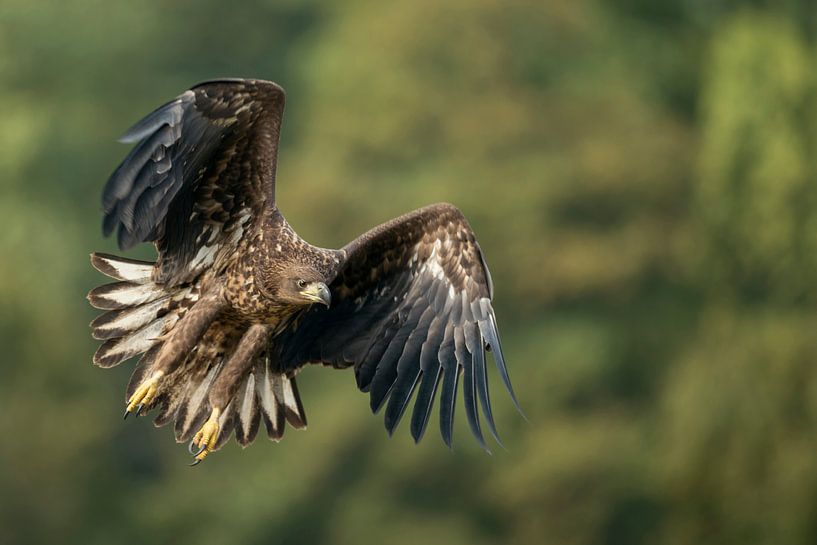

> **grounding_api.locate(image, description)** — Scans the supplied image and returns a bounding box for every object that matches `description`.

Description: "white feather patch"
[93,296,169,336]
[257,365,280,431]
[99,318,166,362]
[281,377,299,414]
[88,282,164,310]
[189,242,219,271]
[92,254,153,282]
[417,240,448,281]
[239,372,257,438]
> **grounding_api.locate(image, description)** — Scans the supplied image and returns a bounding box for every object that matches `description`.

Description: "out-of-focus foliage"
[697,13,817,301]
[1,2,816,544]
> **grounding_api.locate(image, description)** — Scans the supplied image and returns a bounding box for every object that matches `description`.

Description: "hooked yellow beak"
[300,282,331,307]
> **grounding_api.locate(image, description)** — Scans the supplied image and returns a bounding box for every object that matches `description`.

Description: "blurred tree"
[1,2,817,545]
[658,309,817,545]
[696,13,816,302]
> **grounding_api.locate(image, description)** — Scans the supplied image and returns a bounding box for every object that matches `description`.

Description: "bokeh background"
[2,1,817,544]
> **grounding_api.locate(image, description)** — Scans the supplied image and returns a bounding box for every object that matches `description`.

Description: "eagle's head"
[270,263,331,308]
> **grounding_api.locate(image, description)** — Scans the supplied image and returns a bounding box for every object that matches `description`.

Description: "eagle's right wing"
[101,79,285,285]
[276,203,523,451]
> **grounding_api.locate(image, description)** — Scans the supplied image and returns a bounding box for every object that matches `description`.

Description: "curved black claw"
[189,458,202,467]
[134,404,144,417]
[123,408,130,420]
[187,440,206,456]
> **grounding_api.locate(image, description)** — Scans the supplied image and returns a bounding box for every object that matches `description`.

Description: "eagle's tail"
[208,362,307,450]
[159,350,308,450]
[88,252,307,450]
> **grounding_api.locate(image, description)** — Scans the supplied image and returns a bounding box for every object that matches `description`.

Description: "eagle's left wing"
[101,79,285,285]
[276,203,522,450]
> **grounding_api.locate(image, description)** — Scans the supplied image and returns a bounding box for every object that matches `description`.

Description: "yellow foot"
[123,371,164,419]
[190,408,221,466]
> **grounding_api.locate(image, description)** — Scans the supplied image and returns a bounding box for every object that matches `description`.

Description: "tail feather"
[275,373,307,429]
[201,361,308,449]
[151,353,195,427]
[258,362,307,440]
[233,371,261,446]
[173,361,223,442]
[257,361,287,441]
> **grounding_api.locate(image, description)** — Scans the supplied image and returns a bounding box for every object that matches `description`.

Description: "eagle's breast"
[222,231,290,325]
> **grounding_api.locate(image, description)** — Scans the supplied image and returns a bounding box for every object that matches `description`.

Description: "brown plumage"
[88,79,521,462]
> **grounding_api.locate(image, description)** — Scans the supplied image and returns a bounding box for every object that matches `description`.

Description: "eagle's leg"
[125,292,227,417]
[191,323,269,464]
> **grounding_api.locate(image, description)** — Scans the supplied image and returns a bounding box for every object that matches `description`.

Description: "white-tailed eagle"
[88,79,521,464]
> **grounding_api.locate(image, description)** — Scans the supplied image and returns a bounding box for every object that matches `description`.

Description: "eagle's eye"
[297,279,307,289]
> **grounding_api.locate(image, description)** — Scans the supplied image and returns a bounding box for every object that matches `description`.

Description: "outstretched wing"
[276,203,522,450]
[101,79,285,284]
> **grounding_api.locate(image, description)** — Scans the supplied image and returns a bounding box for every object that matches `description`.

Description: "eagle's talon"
[124,371,164,417]
[190,408,220,464]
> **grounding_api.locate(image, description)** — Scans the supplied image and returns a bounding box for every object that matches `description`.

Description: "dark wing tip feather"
[409,316,446,443]
[370,382,393,414]
[383,308,434,435]
[118,94,190,144]
[383,368,421,436]
[485,312,526,420]
[116,224,138,250]
[368,316,419,414]
[460,325,490,453]
[102,207,119,237]
[439,359,460,449]
[473,322,503,448]
[409,366,442,443]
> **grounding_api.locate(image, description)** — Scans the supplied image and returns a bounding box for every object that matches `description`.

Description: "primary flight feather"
[88,78,520,463]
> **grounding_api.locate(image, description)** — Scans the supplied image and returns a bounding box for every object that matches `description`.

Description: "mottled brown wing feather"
[101,78,285,285]
[276,203,521,451]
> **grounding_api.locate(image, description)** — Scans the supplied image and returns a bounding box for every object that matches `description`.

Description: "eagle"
[88,79,520,464]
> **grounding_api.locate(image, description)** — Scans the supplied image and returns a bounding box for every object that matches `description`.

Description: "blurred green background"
[2,1,817,544]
